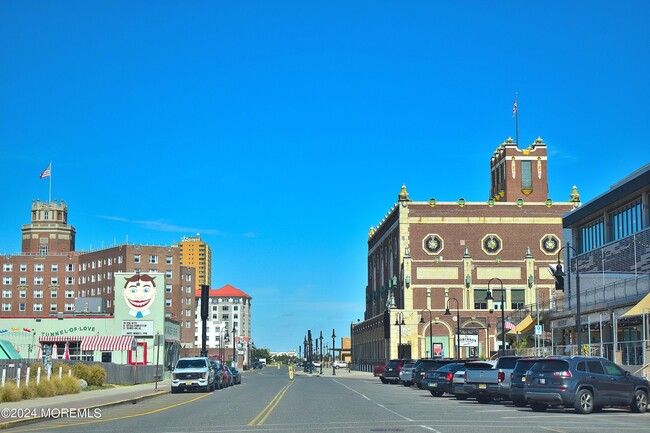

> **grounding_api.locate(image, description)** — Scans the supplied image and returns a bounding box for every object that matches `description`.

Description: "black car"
[381,359,414,384]
[412,358,457,389]
[509,358,539,407]
[525,356,650,414]
[229,366,241,385]
[422,363,466,396]
[253,361,264,369]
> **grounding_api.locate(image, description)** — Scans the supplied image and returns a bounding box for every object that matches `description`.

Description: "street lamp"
[331,329,336,376]
[303,336,308,364]
[485,278,505,357]
[395,312,406,358]
[319,331,324,374]
[554,243,581,354]
[444,299,460,359]
[231,326,237,367]
[419,308,433,358]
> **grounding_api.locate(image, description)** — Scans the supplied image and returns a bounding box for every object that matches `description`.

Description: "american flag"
[512,99,518,118]
[39,163,51,179]
[504,320,516,331]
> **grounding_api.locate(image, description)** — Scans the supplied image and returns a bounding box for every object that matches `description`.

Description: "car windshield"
[176,359,206,369]
[529,360,570,373]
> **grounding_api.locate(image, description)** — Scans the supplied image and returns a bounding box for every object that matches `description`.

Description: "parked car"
[423,363,466,396]
[509,358,539,407]
[412,358,456,389]
[253,361,264,369]
[464,356,522,403]
[373,363,386,377]
[313,361,321,368]
[333,360,348,369]
[381,359,414,384]
[525,356,650,414]
[454,361,496,400]
[223,364,234,387]
[399,361,418,386]
[229,366,242,385]
[209,360,225,390]
[171,357,215,393]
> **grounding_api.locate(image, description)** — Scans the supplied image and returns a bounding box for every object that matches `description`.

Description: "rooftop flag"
[39,163,51,179]
[512,98,518,118]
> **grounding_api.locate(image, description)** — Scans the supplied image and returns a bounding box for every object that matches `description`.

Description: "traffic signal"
[553,264,565,291]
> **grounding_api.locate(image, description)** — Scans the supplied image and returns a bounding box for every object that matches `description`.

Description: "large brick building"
[351,137,580,369]
[0,199,197,346]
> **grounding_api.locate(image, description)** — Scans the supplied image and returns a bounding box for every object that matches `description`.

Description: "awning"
[621,292,650,317]
[507,315,535,335]
[80,336,134,351]
[39,336,84,343]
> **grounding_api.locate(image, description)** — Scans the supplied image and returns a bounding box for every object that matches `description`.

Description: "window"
[19,277,26,285]
[611,198,643,241]
[165,284,172,293]
[2,277,11,285]
[50,290,58,298]
[603,361,626,376]
[19,290,26,298]
[66,263,74,272]
[34,277,44,285]
[186,286,192,293]
[118,256,123,264]
[65,303,74,311]
[50,303,57,312]
[233,306,239,311]
[65,277,73,285]
[165,270,172,279]
[186,309,191,316]
[165,299,172,307]
[166,256,173,264]
[51,264,59,272]
[186,274,191,281]
[222,314,229,320]
[2,303,10,312]
[185,321,191,328]
[65,290,74,298]
[40,245,48,255]
[149,255,158,264]
[19,303,26,311]
[2,290,11,298]
[579,217,605,254]
[3,264,12,272]
[222,306,230,311]
[511,289,525,310]
[20,264,27,272]
[586,361,605,374]
[34,264,44,272]
[33,303,43,312]
[474,290,487,309]
[34,290,43,298]
[134,255,141,263]
[51,276,58,285]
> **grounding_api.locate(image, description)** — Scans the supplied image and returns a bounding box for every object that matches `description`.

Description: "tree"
[252,347,272,362]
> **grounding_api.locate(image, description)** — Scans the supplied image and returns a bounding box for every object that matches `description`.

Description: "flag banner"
[504,320,516,330]
[40,163,51,179]
[512,100,518,118]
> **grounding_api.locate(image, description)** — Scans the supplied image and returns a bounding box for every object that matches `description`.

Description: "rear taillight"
[552,371,572,378]
[445,372,454,381]
[498,371,505,383]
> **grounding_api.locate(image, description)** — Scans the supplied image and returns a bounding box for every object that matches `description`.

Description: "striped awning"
[80,336,134,351]
[39,336,84,343]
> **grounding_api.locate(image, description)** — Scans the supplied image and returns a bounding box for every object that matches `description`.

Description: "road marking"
[247,380,294,426]
[419,425,442,433]
[333,379,413,422]
[333,379,370,400]
[541,427,567,433]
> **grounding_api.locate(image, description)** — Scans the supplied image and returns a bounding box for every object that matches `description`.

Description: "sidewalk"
[0,380,170,430]
[293,368,375,380]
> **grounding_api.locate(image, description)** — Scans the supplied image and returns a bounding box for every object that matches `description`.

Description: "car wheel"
[512,399,527,408]
[530,402,548,412]
[380,378,388,384]
[171,388,178,394]
[477,395,491,404]
[204,384,211,393]
[417,383,422,389]
[455,394,467,400]
[430,391,444,397]
[574,389,594,414]
[403,381,411,387]
[631,389,648,413]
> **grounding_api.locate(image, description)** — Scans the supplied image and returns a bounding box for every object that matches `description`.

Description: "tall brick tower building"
[21,199,75,254]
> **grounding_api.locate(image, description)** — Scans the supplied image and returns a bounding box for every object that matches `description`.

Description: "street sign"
[534,325,543,335]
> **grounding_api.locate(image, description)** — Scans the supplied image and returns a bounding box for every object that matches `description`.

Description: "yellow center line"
[247,380,294,426]
[10,393,211,433]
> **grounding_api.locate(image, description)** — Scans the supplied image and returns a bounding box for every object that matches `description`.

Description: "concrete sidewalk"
[0,379,170,430]
[293,368,375,380]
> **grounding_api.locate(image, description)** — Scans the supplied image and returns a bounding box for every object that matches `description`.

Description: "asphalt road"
[4,367,650,433]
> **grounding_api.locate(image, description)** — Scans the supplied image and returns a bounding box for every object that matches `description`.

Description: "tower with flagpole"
[40,162,52,203]
[513,93,519,146]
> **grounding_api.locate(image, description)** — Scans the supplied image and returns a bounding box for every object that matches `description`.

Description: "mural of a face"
[123,274,157,318]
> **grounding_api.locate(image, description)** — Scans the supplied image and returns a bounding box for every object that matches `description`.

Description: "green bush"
[52,361,71,377]
[60,375,81,394]
[36,379,56,398]
[21,383,38,400]
[29,362,45,380]
[87,364,107,386]
[50,377,67,395]
[1,381,22,402]
[72,363,91,382]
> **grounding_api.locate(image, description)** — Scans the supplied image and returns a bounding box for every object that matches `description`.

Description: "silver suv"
[171,357,215,393]
[525,356,649,414]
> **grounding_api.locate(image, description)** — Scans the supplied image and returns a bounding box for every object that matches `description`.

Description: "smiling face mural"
[122,274,158,318]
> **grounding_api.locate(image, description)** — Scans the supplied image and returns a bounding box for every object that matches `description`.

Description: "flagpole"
[49,162,52,203]
[514,93,519,146]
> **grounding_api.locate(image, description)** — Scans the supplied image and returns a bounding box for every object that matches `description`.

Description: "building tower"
[178,234,212,293]
[490,137,549,202]
[21,199,76,253]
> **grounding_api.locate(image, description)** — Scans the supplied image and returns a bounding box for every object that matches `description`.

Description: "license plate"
[432,383,437,387]
[479,384,487,389]
[521,377,526,382]
[539,378,546,385]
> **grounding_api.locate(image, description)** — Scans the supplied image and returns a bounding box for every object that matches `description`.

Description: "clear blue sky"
[1,1,649,352]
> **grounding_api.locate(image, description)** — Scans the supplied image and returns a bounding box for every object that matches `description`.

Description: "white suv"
[171,357,215,393]
[333,360,348,369]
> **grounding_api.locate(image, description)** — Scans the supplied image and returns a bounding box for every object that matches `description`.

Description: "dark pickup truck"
[463,356,522,403]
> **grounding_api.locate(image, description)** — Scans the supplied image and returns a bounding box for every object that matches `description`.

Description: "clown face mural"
[123,273,158,318]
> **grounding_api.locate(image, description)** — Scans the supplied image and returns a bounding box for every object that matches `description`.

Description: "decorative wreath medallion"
[481,234,503,255]
[540,234,560,255]
[422,234,444,255]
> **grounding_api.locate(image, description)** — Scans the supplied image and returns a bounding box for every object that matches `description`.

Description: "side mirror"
[624,370,631,377]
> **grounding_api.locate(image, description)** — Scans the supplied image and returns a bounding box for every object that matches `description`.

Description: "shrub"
[1,381,22,402]
[36,379,56,398]
[72,363,91,382]
[87,364,107,386]
[60,375,81,394]
[29,362,45,380]
[50,377,67,395]
[52,361,70,377]
[21,383,38,400]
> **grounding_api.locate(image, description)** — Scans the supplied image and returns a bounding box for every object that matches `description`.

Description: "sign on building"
[122,320,154,336]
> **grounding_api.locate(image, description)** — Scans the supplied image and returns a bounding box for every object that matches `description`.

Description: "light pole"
[331,329,336,376]
[231,326,237,367]
[224,327,230,362]
[319,331,324,375]
[395,312,405,358]
[419,308,433,358]
[485,278,505,357]
[444,299,460,359]
[554,243,581,354]
[303,336,308,365]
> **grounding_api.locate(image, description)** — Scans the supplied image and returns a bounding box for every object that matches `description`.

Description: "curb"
[0,389,170,430]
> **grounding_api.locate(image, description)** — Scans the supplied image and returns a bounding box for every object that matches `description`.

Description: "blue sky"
[1,1,649,352]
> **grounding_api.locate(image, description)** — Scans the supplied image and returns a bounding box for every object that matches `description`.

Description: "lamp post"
[303,336,308,364]
[395,312,405,358]
[231,326,237,367]
[485,278,505,357]
[331,329,336,376]
[444,299,460,358]
[224,327,230,363]
[319,331,324,375]
[419,308,433,358]
[554,243,581,354]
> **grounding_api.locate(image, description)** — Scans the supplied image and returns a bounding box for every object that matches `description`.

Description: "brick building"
[351,137,580,370]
